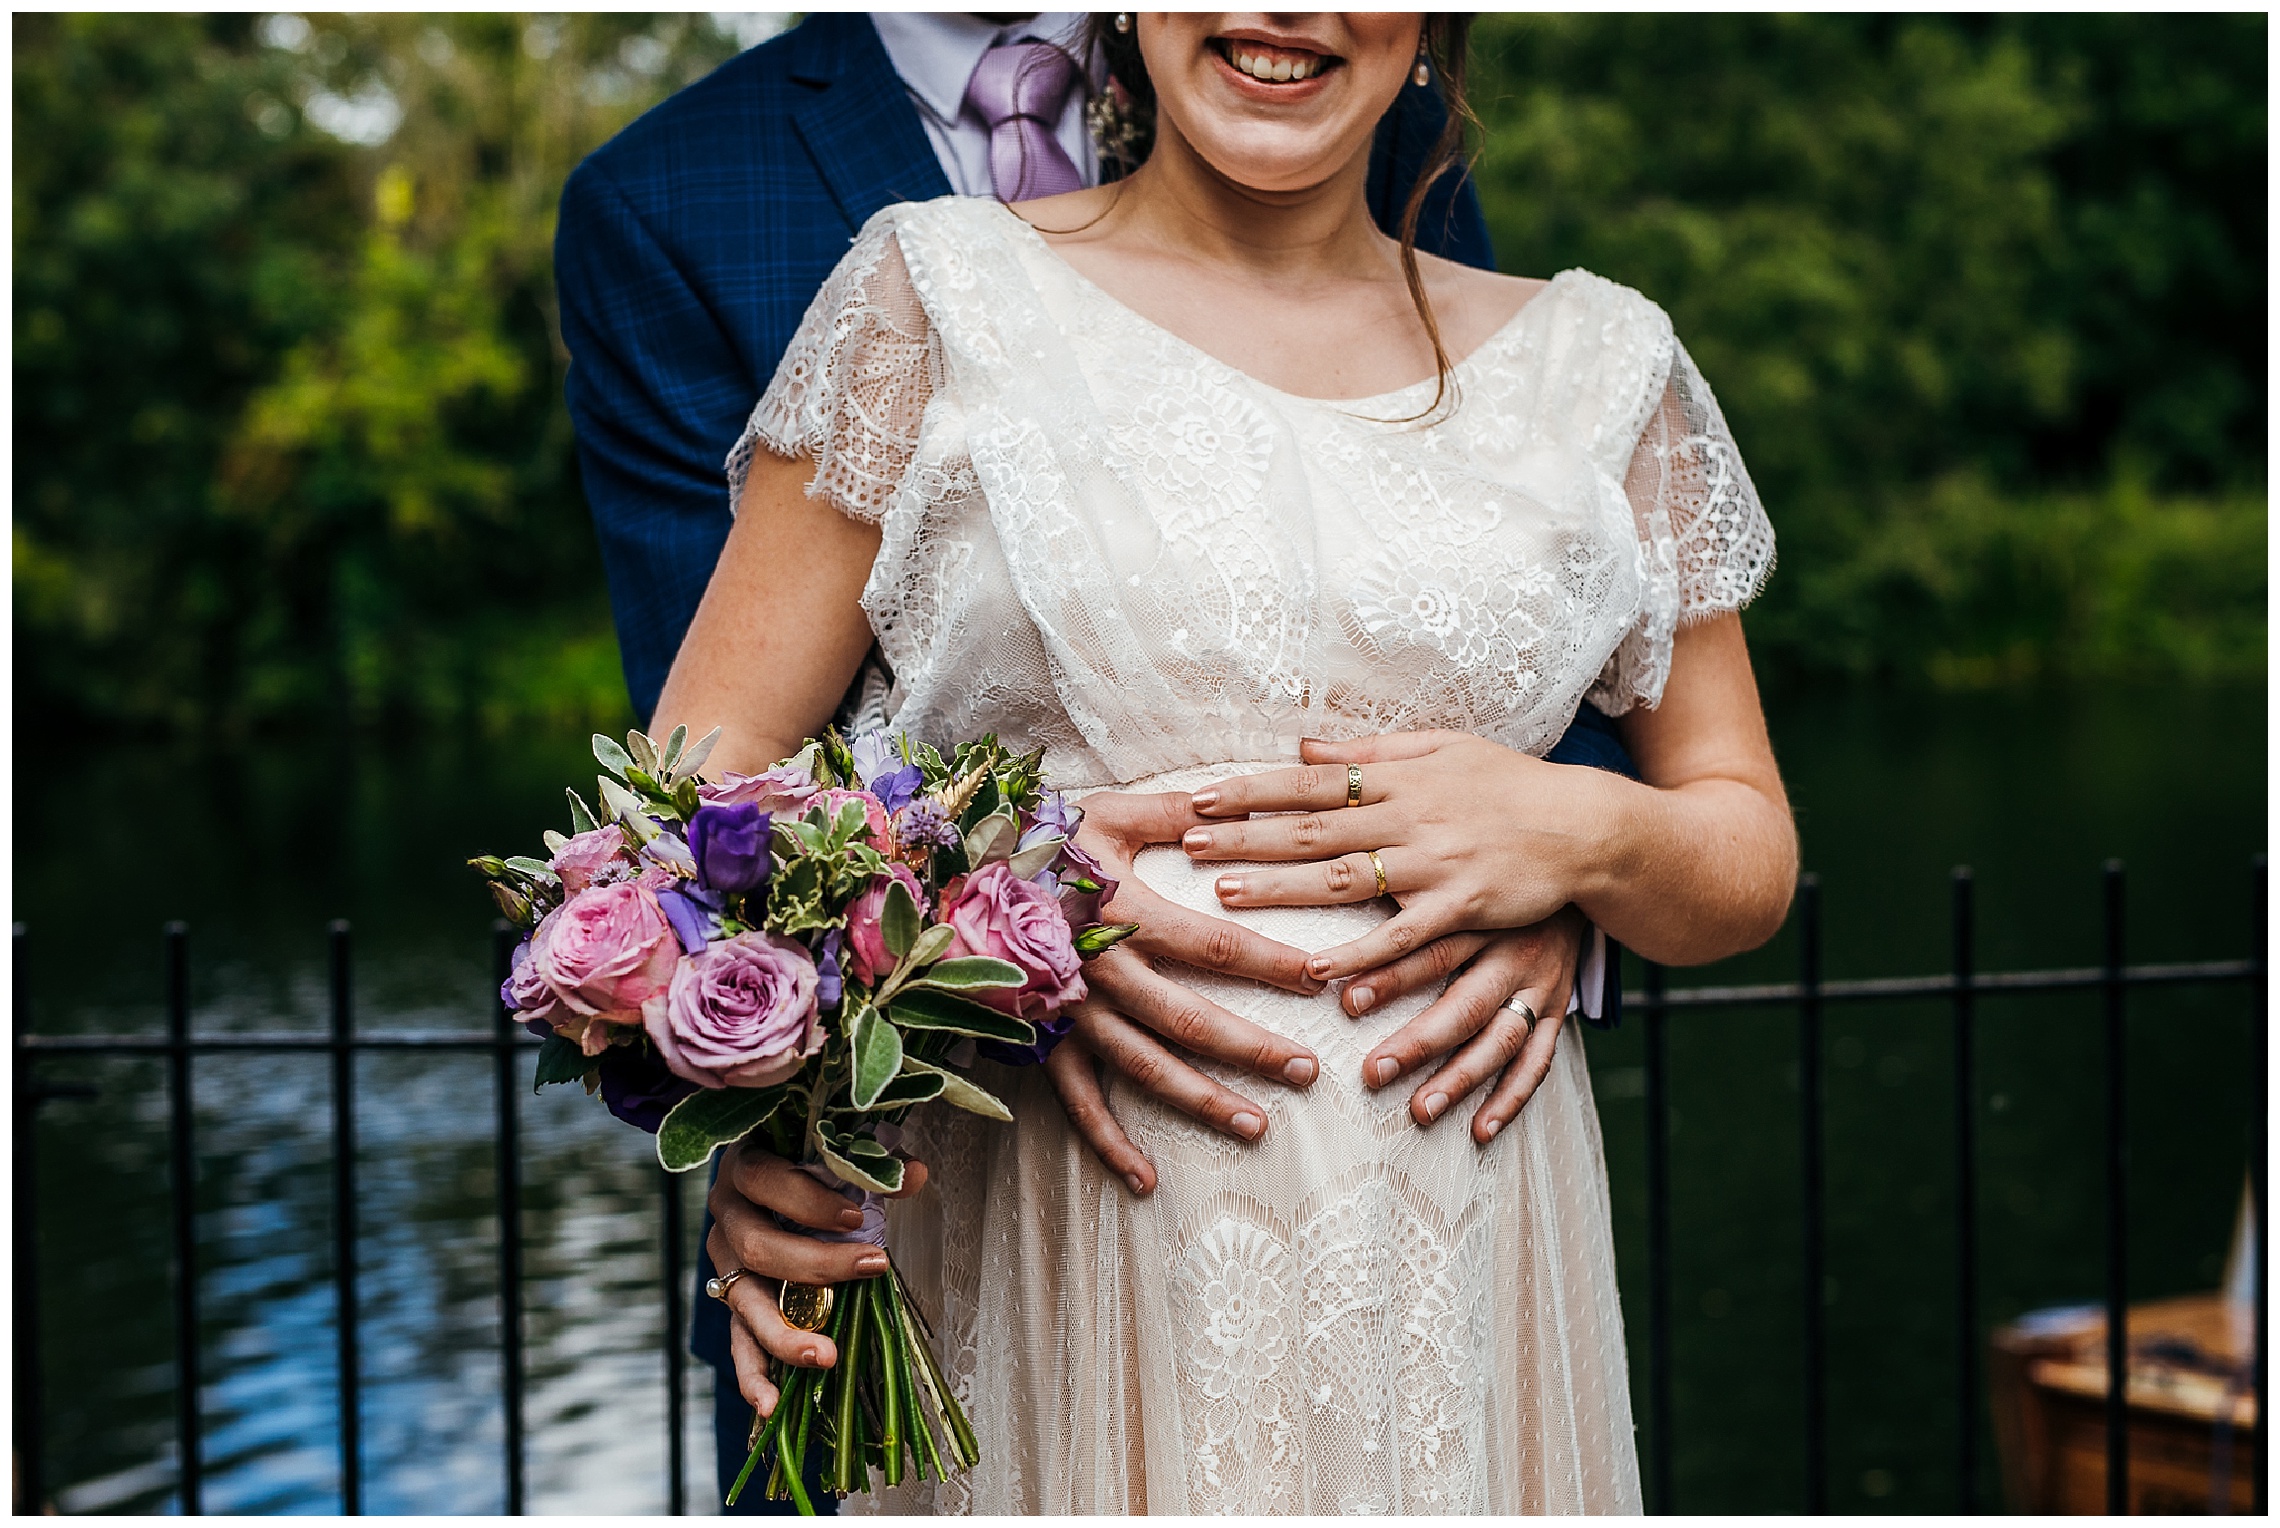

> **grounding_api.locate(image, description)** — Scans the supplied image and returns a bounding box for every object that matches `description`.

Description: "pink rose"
[700,762,819,816]
[939,860,1086,1023]
[502,938,561,1027]
[647,932,824,1089]
[528,882,682,1054]
[814,787,893,847]
[844,864,926,987]
[549,825,633,895]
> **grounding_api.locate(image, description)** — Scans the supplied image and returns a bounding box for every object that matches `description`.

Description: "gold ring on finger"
[705,1267,748,1301]
[1367,849,1390,898]
[778,1280,836,1332]
[1346,764,1364,807]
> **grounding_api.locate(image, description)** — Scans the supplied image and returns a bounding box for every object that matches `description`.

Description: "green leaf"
[592,733,635,780]
[655,1086,788,1173]
[816,1132,905,1195]
[881,877,921,959]
[565,787,598,835]
[902,1058,1012,1122]
[503,855,559,885]
[962,810,1019,867]
[855,1069,945,1111]
[914,956,1028,991]
[675,726,723,782]
[888,987,1038,1046]
[1073,921,1141,956]
[626,728,660,775]
[849,1005,905,1109]
[660,723,689,775]
[532,1034,591,1089]
[834,797,869,842]
[904,923,956,970]
[541,829,569,855]
[1005,835,1064,880]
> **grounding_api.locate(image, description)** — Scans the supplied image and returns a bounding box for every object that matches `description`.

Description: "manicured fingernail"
[1230,1111,1264,1139]
[1191,788,1219,811]
[1183,828,1213,853]
[801,1346,821,1365]
[1126,1173,1148,1196]
[855,1252,888,1275]
[1308,956,1334,979]
[837,1208,864,1229]
[1349,985,1375,1014]
[1372,1056,1399,1086]
[1480,1116,1505,1140]
[1421,1091,1449,1121]
[1283,1055,1316,1085]
[1216,875,1243,899]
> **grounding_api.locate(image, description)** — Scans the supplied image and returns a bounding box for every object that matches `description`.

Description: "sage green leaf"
[656,1086,787,1173]
[675,726,723,782]
[913,956,1028,991]
[888,987,1037,1046]
[503,855,559,885]
[902,1059,1012,1122]
[904,923,956,970]
[661,723,689,775]
[855,1069,945,1111]
[962,810,1019,867]
[626,728,659,774]
[541,829,569,855]
[565,787,598,835]
[816,1133,905,1195]
[532,1034,591,1089]
[598,777,655,837]
[1004,835,1064,880]
[882,878,921,959]
[849,1005,904,1109]
[592,733,635,780]
[1073,921,1141,956]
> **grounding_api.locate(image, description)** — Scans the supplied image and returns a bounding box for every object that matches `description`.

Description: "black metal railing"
[12,860,2269,1515]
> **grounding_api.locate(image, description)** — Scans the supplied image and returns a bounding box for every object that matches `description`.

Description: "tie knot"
[965,41,1080,129]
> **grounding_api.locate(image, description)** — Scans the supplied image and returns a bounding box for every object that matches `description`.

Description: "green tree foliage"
[12,15,2265,734]
[1469,14,2265,682]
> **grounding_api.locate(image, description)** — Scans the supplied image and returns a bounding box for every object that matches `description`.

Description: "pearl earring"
[1114,12,1132,34]
[1412,45,1431,88]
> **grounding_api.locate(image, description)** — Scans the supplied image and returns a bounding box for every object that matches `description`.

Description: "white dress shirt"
[868,12,1101,197]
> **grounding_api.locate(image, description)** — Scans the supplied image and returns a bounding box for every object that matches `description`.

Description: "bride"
[653,11,1796,1514]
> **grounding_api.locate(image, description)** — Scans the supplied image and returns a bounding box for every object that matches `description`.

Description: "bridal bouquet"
[471,725,1131,1510]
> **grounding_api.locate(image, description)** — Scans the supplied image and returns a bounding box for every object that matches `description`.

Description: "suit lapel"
[789,14,953,235]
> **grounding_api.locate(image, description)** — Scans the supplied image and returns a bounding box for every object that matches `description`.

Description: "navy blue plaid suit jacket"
[557,11,1496,727]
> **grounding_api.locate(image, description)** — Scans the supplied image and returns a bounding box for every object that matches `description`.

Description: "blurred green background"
[13,12,2266,734]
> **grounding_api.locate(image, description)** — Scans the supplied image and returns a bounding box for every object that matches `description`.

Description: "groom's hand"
[1050,791,1324,1194]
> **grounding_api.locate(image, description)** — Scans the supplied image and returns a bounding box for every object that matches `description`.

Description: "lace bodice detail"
[739,197,1772,788]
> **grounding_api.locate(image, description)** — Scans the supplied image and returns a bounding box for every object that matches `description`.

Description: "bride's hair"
[1088,14,1480,421]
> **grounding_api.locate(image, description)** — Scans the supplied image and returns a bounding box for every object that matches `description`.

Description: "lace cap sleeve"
[727,217,940,523]
[1590,339,1776,714]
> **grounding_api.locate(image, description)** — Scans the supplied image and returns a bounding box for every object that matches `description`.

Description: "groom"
[556,11,1629,1511]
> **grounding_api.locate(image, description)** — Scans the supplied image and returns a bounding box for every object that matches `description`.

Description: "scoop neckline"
[994,201,1570,411]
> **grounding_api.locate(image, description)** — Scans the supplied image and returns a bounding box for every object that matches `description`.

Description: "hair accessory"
[1412,41,1431,88]
[1113,12,1132,34]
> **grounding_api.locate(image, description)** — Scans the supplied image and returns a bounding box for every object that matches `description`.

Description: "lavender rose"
[940,860,1086,1025]
[549,825,633,895]
[647,932,824,1089]
[699,762,817,816]
[527,882,682,1054]
[688,802,771,893]
[844,864,926,987]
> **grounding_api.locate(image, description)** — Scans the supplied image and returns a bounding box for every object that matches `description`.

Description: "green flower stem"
[869,1276,905,1487]
[903,1285,978,1467]
[833,1281,870,1497]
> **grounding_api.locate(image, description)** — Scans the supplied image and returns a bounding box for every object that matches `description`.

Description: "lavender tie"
[964,41,1084,203]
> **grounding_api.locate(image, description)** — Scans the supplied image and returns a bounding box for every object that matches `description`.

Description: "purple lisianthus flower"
[978,1007,1075,1067]
[656,887,715,955]
[1053,834,1119,928]
[850,730,924,814]
[816,930,845,1010]
[595,1040,701,1133]
[1023,791,1080,845]
[688,803,771,893]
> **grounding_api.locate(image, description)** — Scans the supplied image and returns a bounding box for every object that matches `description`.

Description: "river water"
[15,681,2264,1513]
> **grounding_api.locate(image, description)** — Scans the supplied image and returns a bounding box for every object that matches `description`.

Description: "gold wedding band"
[1367,849,1389,898]
[705,1267,748,1302]
[1346,764,1363,808]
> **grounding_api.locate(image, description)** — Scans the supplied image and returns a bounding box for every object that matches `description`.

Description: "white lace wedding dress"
[734,197,1773,1514]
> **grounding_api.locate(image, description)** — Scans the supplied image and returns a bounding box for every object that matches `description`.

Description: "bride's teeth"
[1229,46,1320,83]
[1271,57,1292,81]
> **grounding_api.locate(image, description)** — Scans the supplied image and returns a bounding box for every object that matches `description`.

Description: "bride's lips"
[1209,34,1342,100]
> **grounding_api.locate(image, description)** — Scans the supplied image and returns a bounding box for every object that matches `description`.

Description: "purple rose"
[688,802,771,893]
[647,932,824,1089]
[939,861,1085,1025]
[596,1041,701,1133]
[844,864,925,987]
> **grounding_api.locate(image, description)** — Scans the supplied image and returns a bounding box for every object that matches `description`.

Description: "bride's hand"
[1336,909,1587,1142]
[705,1137,930,1417]
[1041,790,1326,1195]
[1182,731,1626,981]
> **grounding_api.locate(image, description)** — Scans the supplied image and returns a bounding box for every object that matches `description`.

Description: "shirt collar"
[869,12,1095,126]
